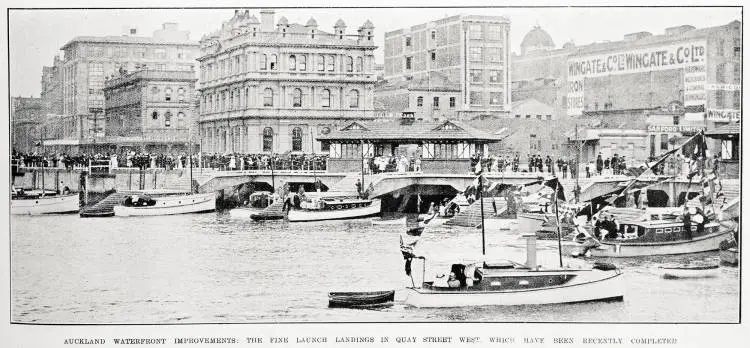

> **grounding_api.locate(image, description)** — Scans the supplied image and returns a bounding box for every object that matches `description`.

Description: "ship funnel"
[522,234,537,269]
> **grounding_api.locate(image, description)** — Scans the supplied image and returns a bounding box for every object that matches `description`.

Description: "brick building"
[101,70,198,154]
[197,9,378,154]
[380,14,512,120]
[11,97,44,153]
[41,55,64,116]
[42,23,199,152]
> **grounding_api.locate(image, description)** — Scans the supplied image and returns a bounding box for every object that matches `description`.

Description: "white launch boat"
[113,192,216,217]
[288,197,381,222]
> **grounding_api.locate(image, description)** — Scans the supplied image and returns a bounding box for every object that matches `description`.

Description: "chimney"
[129,28,137,35]
[260,9,275,32]
[522,234,537,269]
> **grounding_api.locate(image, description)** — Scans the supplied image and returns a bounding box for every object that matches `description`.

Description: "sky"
[8,5,742,97]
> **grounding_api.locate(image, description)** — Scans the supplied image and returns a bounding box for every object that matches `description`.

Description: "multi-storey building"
[43,23,199,152]
[512,21,741,165]
[379,14,512,120]
[102,70,198,153]
[197,10,377,154]
[41,55,64,116]
[11,97,44,153]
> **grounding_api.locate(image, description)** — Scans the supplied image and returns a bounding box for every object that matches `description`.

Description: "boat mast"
[188,134,193,193]
[360,140,365,198]
[554,179,563,267]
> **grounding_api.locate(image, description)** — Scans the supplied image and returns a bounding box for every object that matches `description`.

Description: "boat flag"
[542,177,566,202]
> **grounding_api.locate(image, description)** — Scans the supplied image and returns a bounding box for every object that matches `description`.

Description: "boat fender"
[593,262,617,271]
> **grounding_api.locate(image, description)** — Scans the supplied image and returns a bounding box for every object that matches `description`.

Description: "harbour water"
[11,213,739,323]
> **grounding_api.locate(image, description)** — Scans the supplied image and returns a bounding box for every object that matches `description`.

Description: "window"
[178,88,185,102]
[349,89,360,108]
[733,63,741,83]
[488,25,503,41]
[151,111,159,120]
[489,70,503,83]
[234,56,240,73]
[165,88,172,101]
[433,97,439,108]
[431,30,436,40]
[718,39,725,56]
[134,47,146,58]
[327,55,335,71]
[270,54,278,70]
[716,63,726,83]
[289,55,297,71]
[299,55,307,71]
[346,56,354,72]
[356,57,363,72]
[164,111,172,127]
[470,91,482,105]
[430,51,436,61]
[151,86,159,100]
[733,90,741,109]
[260,54,268,70]
[469,24,482,40]
[734,38,741,57]
[177,112,185,128]
[263,127,273,152]
[673,115,680,125]
[405,36,412,47]
[292,127,303,152]
[263,88,274,107]
[417,96,423,107]
[321,89,331,108]
[470,69,482,83]
[292,88,302,107]
[318,55,325,71]
[113,47,128,58]
[526,114,531,119]
[449,97,456,108]
[487,47,503,62]
[469,47,482,61]
[406,57,412,70]
[536,114,542,120]
[660,134,669,151]
[490,92,503,105]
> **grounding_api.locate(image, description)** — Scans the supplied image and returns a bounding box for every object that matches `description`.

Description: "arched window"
[346,56,354,72]
[356,57,363,72]
[317,55,325,71]
[178,87,185,102]
[292,127,303,152]
[263,127,273,152]
[177,112,185,128]
[263,88,274,107]
[292,88,302,107]
[299,55,307,71]
[289,55,296,71]
[164,111,172,127]
[349,89,359,108]
[321,89,331,108]
[260,54,268,70]
[165,87,172,101]
[270,54,278,70]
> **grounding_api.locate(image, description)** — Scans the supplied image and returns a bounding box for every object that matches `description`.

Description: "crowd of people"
[201,153,329,171]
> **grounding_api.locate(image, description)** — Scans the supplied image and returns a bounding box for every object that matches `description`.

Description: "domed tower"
[334,19,346,39]
[520,25,555,55]
[358,20,374,44]
[306,17,318,38]
[277,16,289,36]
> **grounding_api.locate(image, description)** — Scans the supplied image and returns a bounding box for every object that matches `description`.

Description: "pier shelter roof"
[318,119,502,144]
[705,122,740,139]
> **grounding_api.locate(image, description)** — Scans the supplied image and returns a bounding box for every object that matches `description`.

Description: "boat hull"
[328,290,395,308]
[113,193,216,217]
[720,248,739,266]
[660,265,720,279]
[588,230,733,257]
[403,270,624,308]
[11,194,80,215]
[288,199,381,222]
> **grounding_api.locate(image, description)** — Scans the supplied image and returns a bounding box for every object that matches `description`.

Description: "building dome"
[520,25,555,54]
[360,20,374,29]
[334,18,346,27]
[306,17,318,27]
[277,16,288,25]
[247,15,260,24]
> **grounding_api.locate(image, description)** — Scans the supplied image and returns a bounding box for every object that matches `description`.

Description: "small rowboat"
[660,263,720,279]
[328,290,395,308]
[371,217,407,226]
[720,248,738,266]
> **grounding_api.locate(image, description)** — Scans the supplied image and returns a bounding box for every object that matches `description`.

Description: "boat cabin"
[612,219,719,243]
[421,260,579,292]
[299,196,374,211]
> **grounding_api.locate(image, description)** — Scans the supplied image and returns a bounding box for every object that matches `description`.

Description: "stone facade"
[41,55,64,116]
[382,15,512,119]
[45,23,199,150]
[197,10,378,154]
[102,70,198,153]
